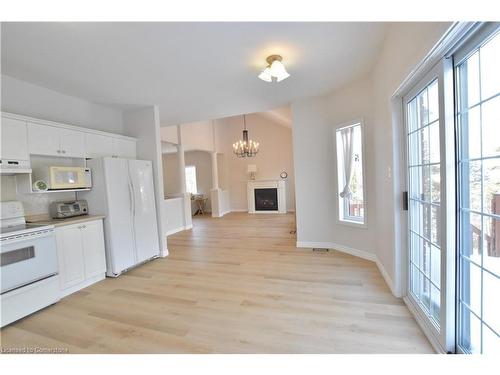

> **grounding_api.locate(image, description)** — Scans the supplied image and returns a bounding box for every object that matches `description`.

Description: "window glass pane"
[431,244,441,288]
[430,283,440,322]
[459,304,482,354]
[421,240,431,278]
[483,215,500,276]
[418,89,429,127]
[481,96,500,158]
[410,264,421,300]
[408,132,421,166]
[482,324,500,354]
[461,212,482,264]
[411,232,421,268]
[429,121,440,164]
[482,271,500,334]
[431,205,441,246]
[185,166,197,195]
[461,258,482,316]
[419,127,430,165]
[428,80,439,123]
[422,165,431,202]
[480,32,500,100]
[459,51,481,109]
[460,161,482,211]
[407,98,418,133]
[483,157,500,215]
[420,276,431,311]
[431,165,440,204]
[459,106,481,160]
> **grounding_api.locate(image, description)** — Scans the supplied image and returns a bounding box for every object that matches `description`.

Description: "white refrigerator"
[81,157,160,276]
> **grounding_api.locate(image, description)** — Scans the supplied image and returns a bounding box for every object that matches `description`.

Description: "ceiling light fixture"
[258,55,290,82]
[233,114,259,158]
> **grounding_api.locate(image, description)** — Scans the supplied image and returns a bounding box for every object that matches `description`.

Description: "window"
[185,165,198,195]
[456,30,500,354]
[336,121,365,224]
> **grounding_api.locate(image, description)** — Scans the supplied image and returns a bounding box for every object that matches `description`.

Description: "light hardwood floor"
[0,213,433,353]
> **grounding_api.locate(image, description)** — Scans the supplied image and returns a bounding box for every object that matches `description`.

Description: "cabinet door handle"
[57,150,61,153]
[62,150,66,154]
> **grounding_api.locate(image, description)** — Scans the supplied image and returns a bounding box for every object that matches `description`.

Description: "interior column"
[177,125,192,229]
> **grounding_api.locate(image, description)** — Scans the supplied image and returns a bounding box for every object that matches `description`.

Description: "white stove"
[1,201,60,327]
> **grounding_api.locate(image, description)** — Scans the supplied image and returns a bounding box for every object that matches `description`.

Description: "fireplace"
[247,180,286,214]
[254,188,278,211]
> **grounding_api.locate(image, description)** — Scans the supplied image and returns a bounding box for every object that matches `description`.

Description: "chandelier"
[233,114,259,158]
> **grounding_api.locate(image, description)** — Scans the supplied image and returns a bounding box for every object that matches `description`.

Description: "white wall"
[215,113,295,212]
[291,22,450,293]
[162,152,181,197]
[1,75,124,134]
[292,77,376,255]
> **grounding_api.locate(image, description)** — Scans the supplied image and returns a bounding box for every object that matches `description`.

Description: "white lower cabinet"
[56,219,106,297]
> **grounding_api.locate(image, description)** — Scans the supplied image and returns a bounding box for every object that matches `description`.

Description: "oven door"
[0,230,58,294]
[49,166,86,189]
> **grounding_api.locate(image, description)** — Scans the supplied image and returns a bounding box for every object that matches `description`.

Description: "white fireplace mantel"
[247,180,286,214]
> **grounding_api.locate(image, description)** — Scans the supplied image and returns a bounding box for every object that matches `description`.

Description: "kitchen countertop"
[26,214,106,227]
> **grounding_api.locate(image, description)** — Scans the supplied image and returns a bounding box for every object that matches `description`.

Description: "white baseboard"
[184,224,193,230]
[403,296,442,354]
[375,258,401,298]
[165,226,185,236]
[296,241,376,262]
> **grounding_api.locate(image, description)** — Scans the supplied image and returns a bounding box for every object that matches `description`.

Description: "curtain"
[339,127,354,199]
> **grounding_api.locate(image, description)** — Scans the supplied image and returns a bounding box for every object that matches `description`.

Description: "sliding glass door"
[455,27,500,354]
[404,64,449,347]
[403,23,500,353]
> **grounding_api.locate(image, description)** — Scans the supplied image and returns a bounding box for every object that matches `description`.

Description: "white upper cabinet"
[85,133,114,158]
[1,117,29,161]
[85,133,136,159]
[59,127,86,157]
[2,113,136,160]
[113,138,136,159]
[28,122,85,157]
[27,122,60,156]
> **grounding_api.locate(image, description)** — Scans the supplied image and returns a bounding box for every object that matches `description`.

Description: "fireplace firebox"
[254,188,278,211]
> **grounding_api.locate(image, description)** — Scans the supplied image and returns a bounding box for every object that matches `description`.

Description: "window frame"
[334,118,368,228]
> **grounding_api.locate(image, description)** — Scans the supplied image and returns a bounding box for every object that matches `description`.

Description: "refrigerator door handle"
[128,180,136,216]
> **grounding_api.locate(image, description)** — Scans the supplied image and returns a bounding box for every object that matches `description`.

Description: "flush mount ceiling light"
[258,55,290,83]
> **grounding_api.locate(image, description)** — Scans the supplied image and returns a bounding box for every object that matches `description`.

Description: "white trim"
[296,241,376,262]
[165,226,186,236]
[392,22,479,98]
[404,296,444,354]
[60,273,105,298]
[1,111,137,141]
[375,258,401,298]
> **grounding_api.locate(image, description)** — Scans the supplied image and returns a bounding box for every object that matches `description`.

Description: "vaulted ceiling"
[1,22,388,125]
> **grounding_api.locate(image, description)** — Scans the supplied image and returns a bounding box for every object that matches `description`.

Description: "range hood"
[0,159,32,175]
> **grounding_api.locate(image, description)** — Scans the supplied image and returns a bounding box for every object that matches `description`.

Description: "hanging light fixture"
[233,114,259,158]
[258,55,290,82]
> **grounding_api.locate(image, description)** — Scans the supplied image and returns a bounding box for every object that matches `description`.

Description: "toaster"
[50,200,89,219]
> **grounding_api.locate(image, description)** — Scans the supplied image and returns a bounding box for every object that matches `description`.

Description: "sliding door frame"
[391,22,481,353]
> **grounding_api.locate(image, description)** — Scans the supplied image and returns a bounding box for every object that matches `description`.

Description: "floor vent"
[312,248,329,252]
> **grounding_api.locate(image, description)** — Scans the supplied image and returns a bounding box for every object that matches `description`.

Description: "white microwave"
[35,166,92,190]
